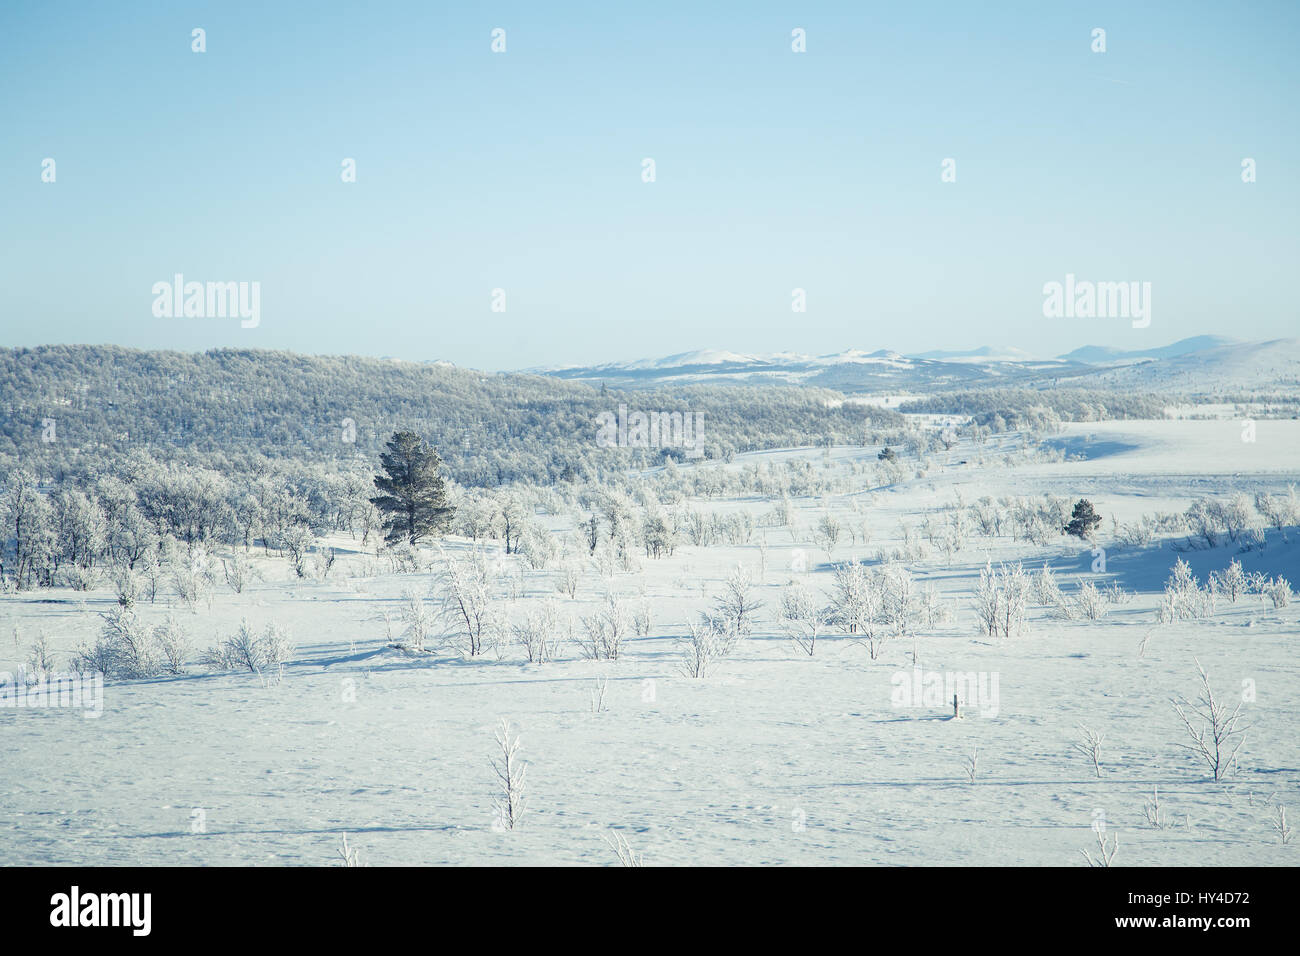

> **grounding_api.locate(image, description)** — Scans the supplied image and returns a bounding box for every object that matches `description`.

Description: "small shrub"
[203,620,294,674]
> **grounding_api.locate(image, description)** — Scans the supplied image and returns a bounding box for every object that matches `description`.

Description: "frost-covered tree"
[976,561,1030,638]
[3,469,54,589]
[678,619,721,677]
[436,548,498,657]
[1209,558,1247,603]
[1171,659,1248,782]
[491,719,528,830]
[712,564,763,644]
[578,593,630,660]
[398,590,435,652]
[642,511,676,558]
[830,560,883,654]
[815,512,841,560]
[778,580,832,656]
[511,600,564,663]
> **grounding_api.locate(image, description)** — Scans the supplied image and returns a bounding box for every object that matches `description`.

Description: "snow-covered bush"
[223,551,250,593]
[62,565,99,591]
[975,561,1030,638]
[517,525,556,570]
[1262,576,1291,609]
[1035,563,1064,608]
[112,566,142,608]
[170,543,215,610]
[1254,486,1298,535]
[578,593,630,660]
[815,513,841,559]
[436,549,499,657]
[1208,559,1247,603]
[202,620,294,673]
[153,614,190,675]
[1115,515,1157,548]
[677,619,721,677]
[1075,580,1107,621]
[511,600,564,663]
[712,564,762,644]
[74,607,163,679]
[778,580,832,656]
[312,546,337,580]
[555,560,581,598]
[26,633,56,683]
[1161,558,1214,622]
[398,589,435,652]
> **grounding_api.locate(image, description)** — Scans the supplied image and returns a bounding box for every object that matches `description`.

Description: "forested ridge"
[0,345,908,486]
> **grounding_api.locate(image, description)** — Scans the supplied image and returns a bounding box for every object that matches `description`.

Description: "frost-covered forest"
[3,345,1297,866]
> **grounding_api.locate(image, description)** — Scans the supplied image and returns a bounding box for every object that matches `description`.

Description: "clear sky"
[1,1,1296,370]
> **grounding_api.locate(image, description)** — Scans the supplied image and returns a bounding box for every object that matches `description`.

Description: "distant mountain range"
[527,336,1298,394]
[1056,335,1238,365]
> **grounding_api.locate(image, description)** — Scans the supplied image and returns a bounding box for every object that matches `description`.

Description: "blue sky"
[1,0,1296,370]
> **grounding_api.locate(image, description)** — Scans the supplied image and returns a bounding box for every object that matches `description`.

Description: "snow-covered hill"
[527,337,1299,394]
[1089,338,1300,392]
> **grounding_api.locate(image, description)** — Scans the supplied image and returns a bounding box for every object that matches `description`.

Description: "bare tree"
[26,632,56,683]
[997,563,1030,639]
[555,560,580,599]
[1171,658,1249,782]
[815,513,841,560]
[1074,723,1104,777]
[153,613,190,675]
[1271,806,1292,845]
[492,719,528,830]
[589,676,609,714]
[604,831,644,866]
[778,581,831,656]
[437,548,498,657]
[398,589,435,652]
[1080,829,1118,867]
[678,619,720,677]
[713,564,763,643]
[336,832,363,867]
[975,561,1001,637]
[1142,787,1166,829]
[512,600,563,663]
[579,593,630,660]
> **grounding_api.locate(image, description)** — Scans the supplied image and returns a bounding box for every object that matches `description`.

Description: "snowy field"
[2,419,1297,866]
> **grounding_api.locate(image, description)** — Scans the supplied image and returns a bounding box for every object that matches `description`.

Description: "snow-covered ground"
[2,420,1296,866]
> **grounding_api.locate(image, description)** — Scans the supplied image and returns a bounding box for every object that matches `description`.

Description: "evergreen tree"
[370,432,454,545]
[1064,499,1102,539]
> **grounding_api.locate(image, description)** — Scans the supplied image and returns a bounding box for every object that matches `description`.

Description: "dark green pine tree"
[370,431,455,545]
[1064,499,1103,539]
